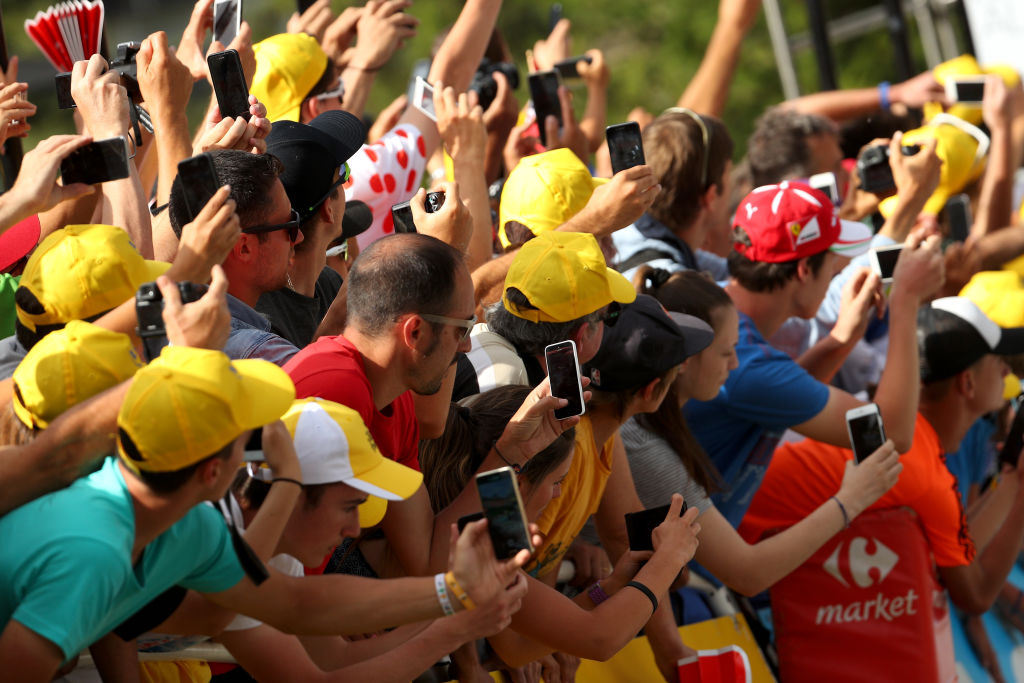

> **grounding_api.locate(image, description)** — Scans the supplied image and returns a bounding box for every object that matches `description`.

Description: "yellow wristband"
[445,571,476,610]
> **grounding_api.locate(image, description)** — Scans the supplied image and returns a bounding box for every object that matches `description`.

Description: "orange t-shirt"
[738,412,975,568]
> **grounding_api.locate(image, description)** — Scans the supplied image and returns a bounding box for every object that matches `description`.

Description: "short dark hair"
[230,470,328,511]
[485,289,600,357]
[645,111,733,232]
[747,107,838,187]
[346,233,464,335]
[727,226,828,292]
[168,151,285,238]
[121,429,235,495]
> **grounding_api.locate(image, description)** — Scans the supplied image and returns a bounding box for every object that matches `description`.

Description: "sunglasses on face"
[420,313,478,342]
[243,208,302,242]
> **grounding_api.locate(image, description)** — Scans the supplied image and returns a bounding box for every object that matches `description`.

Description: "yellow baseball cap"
[879,114,988,218]
[959,270,1024,398]
[16,225,169,333]
[503,231,636,323]
[281,398,423,527]
[498,148,608,249]
[117,347,296,473]
[251,33,328,122]
[12,320,144,430]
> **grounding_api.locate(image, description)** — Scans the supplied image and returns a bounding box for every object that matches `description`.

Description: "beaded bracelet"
[434,573,455,616]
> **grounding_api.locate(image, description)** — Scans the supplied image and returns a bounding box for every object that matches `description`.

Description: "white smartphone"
[870,244,903,285]
[845,404,886,464]
[544,340,585,420]
[213,0,241,46]
[411,76,437,122]
[945,76,985,106]
[809,171,840,205]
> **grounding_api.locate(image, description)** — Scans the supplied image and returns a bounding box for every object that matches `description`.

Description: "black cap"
[266,110,366,221]
[341,200,373,240]
[583,294,715,392]
[918,296,1024,384]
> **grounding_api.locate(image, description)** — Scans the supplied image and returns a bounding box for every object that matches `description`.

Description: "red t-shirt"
[738,412,974,568]
[283,335,421,471]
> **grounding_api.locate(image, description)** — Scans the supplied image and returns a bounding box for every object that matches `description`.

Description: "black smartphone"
[391,201,416,234]
[457,511,485,533]
[607,122,645,175]
[213,0,241,46]
[999,405,1024,470]
[552,55,593,80]
[845,404,887,464]
[135,281,207,362]
[544,340,585,420]
[208,49,250,120]
[625,502,687,552]
[945,194,972,243]
[424,190,445,213]
[549,3,563,32]
[529,70,562,147]
[60,137,132,185]
[55,72,75,109]
[476,467,533,560]
[177,153,221,224]
[297,0,318,12]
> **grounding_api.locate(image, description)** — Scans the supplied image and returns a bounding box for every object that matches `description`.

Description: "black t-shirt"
[255,267,342,348]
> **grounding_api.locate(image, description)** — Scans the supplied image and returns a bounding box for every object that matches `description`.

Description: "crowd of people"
[0,0,1023,680]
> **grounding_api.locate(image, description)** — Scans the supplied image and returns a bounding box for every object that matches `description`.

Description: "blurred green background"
[0,0,957,160]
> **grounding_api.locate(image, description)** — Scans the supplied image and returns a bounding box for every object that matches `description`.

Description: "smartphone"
[208,49,250,120]
[549,3,563,32]
[625,502,687,552]
[213,0,241,46]
[297,0,317,12]
[457,511,485,533]
[846,404,887,464]
[60,137,131,185]
[870,244,903,285]
[391,201,416,234]
[544,340,585,420]
[607,122,645,175]
[424,190,445,213]
[999,405,1024,470]
[476,467,534,560]
[243,426,264,462]
[809,171,840,205]
[529,70,562,147]
[946,76,985,106]
[945,193,972,243]
[411,76,437,123]
[177,153,221,224]
[55,72,75,109]
[552,55,593,80]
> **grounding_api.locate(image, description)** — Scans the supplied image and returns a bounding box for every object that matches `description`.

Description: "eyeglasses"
[663,107,711,190]
[243,208,302,243]
[599,301,621,327]
[306,162,351,216]
[315,78,346,105]
[420,313,478,342]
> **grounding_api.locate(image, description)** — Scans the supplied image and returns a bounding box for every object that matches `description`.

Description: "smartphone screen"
[391,202,416,233]
[177,153,221,224]
[545,340,584,420]
[529,71,562,147]
[213,0,240,46]
[243,426,264,461]
[945,194,972,242]
[476,467,533,560]
[60,137,131,185]
[872,246,902,282]
[208,50,250,120]
[954,80,985,105]
[55,72,75,109]
[607,122,645,175]
[625,502,687,551]
[297,0,317,13]
[847,407,886,463]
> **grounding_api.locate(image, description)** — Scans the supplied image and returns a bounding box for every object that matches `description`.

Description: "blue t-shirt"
[0,457,243,661]
[684,311,830,527]
[944,415,996,507]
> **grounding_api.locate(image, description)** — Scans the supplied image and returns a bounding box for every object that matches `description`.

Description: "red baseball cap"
[0,214,40,272]
[733,181,872,263]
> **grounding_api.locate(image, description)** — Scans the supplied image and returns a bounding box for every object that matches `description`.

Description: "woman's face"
[677,305,739,402]
[521,447,575,520]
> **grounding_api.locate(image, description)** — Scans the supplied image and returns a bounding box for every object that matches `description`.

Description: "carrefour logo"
[815,536,918,625]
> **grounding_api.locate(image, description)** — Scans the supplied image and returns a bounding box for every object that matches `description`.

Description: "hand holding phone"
[213,0,242,46]
[845,404,887,464]
[553,55,593,79]
[870,245,903,285]
[529,70,563,147]
[208,49,250,120]
[607,122,645,175]
[136,280,207,362]
[545,340,585,420]
[60,136,131,185]
[391,201,416,234]
[946,77,985,106]
[625,502,688,551]
[476,467,534,560]
[177,153,222,225]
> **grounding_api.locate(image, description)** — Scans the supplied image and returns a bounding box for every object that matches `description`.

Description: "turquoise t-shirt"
[0,274,19,339]
[0,456,243,661]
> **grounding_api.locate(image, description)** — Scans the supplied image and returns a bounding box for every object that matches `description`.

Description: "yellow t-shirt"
[526,415,617,577]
